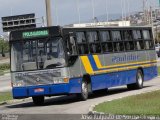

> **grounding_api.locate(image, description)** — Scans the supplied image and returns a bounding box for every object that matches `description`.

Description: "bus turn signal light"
[64,78,69,83]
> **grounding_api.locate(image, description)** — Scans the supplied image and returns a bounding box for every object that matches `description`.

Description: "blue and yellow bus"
[9,26,158,105]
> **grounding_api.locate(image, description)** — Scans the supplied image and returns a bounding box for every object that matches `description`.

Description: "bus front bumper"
[12,78,82,99]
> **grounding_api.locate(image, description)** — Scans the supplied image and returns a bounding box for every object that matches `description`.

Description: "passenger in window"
[114,43,120,52]
[79,45,85,54]
[126,42,131,50]
[139,41,144,49]
[124,31,132,41]
[136,41,144,50]
[133,30,142,39]
[145,41,150,49]
[149,41,154,49]
[90,44,96,53]
[94,44,101,53]
[102,44,108,52]
[130,42,134,50]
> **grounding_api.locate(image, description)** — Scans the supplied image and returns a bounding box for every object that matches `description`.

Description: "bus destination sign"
[22,30,49,39]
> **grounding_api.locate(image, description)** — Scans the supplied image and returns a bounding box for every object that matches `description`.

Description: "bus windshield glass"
[11,37,66,72]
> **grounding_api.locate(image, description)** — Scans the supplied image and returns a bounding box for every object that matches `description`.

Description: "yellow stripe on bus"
[94,63,155,74]
[81,55,157,75]
[93,55,157,69]
[80,56,94,74]
[93,55,104,69]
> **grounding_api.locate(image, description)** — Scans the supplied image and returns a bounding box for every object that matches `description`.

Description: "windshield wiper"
[45,62,63,69]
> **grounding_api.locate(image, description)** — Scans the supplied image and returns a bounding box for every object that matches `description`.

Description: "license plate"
[34,88,44,93]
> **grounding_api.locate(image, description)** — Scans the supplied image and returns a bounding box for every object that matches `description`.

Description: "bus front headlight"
[53,78,69,84]
[13,80,25,87]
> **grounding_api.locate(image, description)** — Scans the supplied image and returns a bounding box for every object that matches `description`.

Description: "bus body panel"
[12,78,82,99]
[91,69,137,91]
[12,66,157,99]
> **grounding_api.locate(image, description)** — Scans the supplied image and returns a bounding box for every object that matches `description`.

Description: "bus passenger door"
[65,33,82,77]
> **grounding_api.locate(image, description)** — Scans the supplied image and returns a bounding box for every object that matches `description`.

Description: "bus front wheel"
[77,80,89,101]
[32,96,44,105]
[127,69,144,90]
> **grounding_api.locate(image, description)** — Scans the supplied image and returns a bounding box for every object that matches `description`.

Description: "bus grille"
[15,73,57,86]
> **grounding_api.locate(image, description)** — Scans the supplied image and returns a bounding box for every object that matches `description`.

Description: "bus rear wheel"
[77,80,89,101]
[32,96,44,105]
[127,69,144,90]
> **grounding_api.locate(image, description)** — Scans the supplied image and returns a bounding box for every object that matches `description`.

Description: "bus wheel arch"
[77,74,92,101]
[83,74,92,92]
[136,68,144,89]
[127,68,144,90]
[137,67,144,77]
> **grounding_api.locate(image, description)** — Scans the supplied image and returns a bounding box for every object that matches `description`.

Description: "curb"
[88,88,160,114]
[0,102,7,105]
[88,96,126,114]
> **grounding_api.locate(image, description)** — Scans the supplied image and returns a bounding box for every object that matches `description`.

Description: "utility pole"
[105,0,109,23]
[91,0,95,22]
[143,0,147,24]
[76,0,81,24]
[45,0,52,26]
[150,6,153,26]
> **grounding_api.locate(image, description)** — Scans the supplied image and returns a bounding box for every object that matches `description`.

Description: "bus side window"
[143,30,151,40]
[136,41,144,50]
[123,30,132,41]
[86,31,101,53]
[125,42,131,50]
[122,30,135,51]
[66,35,78,55]
[76,32,88,54]
[143,30,154,50]
[148,41,154,49]
[101,43,113,53]
[113,42,124,52]
[70,36,77,55]
[145,40,154,50]
[100,31,110,42]
[99,31,113,53]
[133,30,144,50]
[112,31,125,52]
[145,41,150,50]
[133,30,142,40]
[112,31,122,41]
[125,41,135,51]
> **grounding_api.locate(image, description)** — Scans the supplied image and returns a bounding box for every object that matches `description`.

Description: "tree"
[0,38,9,57]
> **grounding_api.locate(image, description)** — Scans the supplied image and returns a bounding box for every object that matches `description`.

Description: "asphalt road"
[0,76,11,92]
[0,58,9,64]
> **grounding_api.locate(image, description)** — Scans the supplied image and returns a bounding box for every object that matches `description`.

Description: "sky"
[0,0,158,34]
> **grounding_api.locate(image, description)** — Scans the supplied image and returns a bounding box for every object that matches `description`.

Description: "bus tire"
[77,80,89,101]
[32,96,44,105]
[127,69,144,90]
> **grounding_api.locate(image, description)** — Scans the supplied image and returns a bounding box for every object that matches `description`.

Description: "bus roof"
[63,25,152,29]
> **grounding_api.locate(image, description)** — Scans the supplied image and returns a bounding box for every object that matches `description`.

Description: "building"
[72,21,131,28]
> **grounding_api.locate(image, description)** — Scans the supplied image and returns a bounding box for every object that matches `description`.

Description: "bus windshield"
[11,37,66,72]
